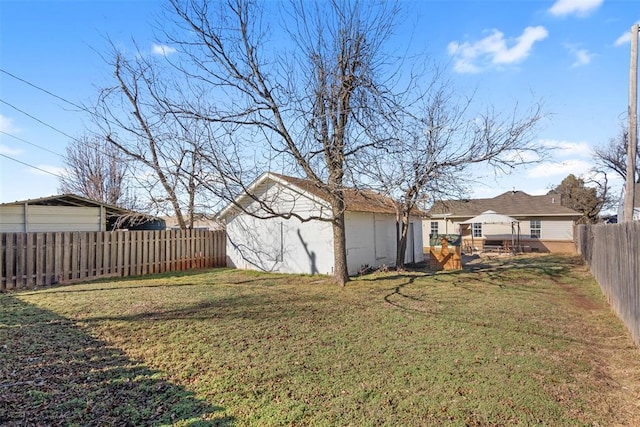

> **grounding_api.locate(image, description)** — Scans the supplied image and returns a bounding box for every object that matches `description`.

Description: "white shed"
[218,173,424,276]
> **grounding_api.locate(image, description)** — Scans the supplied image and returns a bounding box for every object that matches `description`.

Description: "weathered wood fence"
[576,222,640,347]
[1,229,226,291]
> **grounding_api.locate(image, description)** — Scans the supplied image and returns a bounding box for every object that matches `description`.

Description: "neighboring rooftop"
[0,194,130,215]
[428,191,581,218]
[0,194,163,229]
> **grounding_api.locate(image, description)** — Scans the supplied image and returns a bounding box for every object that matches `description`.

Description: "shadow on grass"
[17,269,294,297]
[0,295,234,426]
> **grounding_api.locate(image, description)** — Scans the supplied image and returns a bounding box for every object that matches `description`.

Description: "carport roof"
[0,194,144,219]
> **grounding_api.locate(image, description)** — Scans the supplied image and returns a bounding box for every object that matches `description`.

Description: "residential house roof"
[428,191,581,219]
[219,172,425,218]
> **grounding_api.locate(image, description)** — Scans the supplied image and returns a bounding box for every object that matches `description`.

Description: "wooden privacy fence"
[576,222,640,347]
[1,229,226,291]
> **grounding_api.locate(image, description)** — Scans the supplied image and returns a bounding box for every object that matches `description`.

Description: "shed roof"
[429,191,581,218]
[219,172,425,218]
[0,194,130,216]
[0,194,161,228]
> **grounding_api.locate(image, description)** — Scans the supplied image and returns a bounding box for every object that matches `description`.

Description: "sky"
[0,0,638,209]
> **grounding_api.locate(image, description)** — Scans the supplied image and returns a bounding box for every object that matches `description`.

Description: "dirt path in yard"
[564,274,640,425]
[518,255,638,424]
[456,254,640,424]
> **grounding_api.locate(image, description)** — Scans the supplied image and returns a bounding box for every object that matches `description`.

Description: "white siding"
[0,205,102,232]
[482,223,517,240]
[539,219,574,240]
[408,216,424,264]
[422,219,449,245]
[239,179,327,217]
[345,212,380,274]
[226,213,334,274]
[225,182,335,275]
[225,179,424,276]
[346,212,423,275]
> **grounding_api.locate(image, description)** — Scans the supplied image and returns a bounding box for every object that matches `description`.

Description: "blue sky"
[0,0,638,207]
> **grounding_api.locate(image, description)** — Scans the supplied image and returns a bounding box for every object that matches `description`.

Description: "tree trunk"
[331,197,349,286]
[396,213,409,270]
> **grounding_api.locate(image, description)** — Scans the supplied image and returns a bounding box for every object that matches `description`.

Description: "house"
[0,194,164,232]
[617,185,640,221]
[426,191,582,254]
[217,172,424,275]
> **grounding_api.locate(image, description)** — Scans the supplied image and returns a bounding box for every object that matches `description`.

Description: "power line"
[0,70,128,162]
[0,98,77,141]
[0,97,127,163]
[0,68,85,111]
[0,153,64,178]
[0,130,64,158]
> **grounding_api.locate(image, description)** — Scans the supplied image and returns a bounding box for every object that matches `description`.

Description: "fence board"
[46,233,54,286]
[34,233,43,287]
[0,229,226,290]
[5,234,14,290]
[577,222,640,348]
[95,232,103,276]
[0,234,4,291]
[25,233,34,288]
[15,233,25,289]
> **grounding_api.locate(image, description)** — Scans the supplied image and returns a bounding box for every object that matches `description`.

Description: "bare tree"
[59,135,133,206]
[357,79,544,269]
[91,47,213,229]
[593,126,640,184]
[164,0,402,285]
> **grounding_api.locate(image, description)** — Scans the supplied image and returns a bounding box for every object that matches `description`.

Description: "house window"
[430,221,438,236]
[472,222,482,238]
[530,219,541,238]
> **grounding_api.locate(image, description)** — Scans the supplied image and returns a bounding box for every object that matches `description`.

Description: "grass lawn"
[1,254,639,426]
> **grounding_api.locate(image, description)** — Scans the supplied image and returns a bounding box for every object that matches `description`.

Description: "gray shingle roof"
[428,191,581,218]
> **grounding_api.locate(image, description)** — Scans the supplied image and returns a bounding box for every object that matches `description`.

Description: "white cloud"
[614,24,640,47]
[563,45,594,67]
[0,114,19,133]
[539,139,591,157]
[0,144,23,156]
[614,32,631,46]
[526,159,592,178]
[448,26,548,74]
[151,43,177,56]
[549,0,603,17]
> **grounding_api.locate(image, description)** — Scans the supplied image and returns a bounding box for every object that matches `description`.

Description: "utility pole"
[624,24,638,222]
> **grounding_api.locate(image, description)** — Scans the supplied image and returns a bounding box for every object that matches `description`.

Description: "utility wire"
[0,153,64,178]
[0,96,127,163]
[0,68,85,111]
[0,98,77,141]
[0,70,129,163]
[0,130,64,158]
